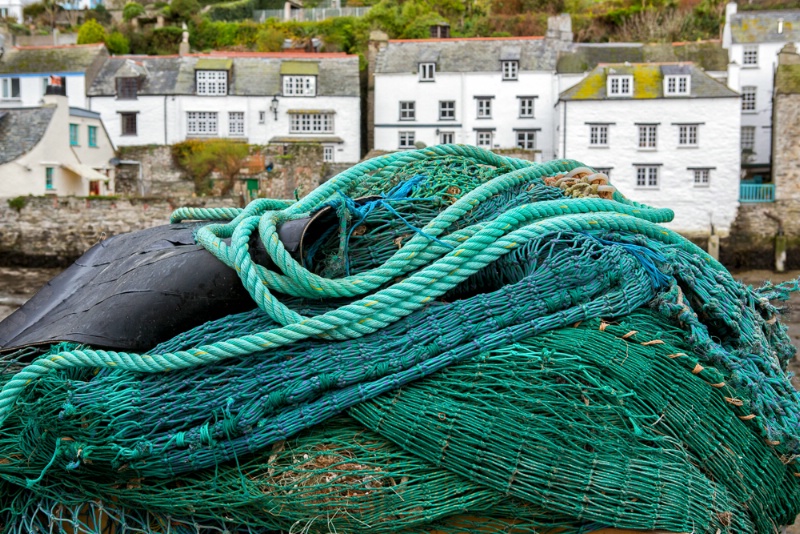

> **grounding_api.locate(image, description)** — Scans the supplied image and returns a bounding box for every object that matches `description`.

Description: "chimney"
[44,75,67,98]
[779,17,784,35]
[547,14,573,42]
[179,22,190,56]
[367,30,389,152]
[778,43,800,65]
[722,2,737,49]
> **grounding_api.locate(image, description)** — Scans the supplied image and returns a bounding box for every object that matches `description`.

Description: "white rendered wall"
[0,74,86,109]
[374,70,557,160]
[559,97,741,236]
[89,94,361,162]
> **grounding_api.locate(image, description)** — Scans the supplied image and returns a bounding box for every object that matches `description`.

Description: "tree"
[122,1,145,21]
[77,19,108,44]
[170,0,200,22]
[173,139,250,196]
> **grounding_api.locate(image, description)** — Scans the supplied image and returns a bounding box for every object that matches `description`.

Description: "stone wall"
[258,144,328,199]
[0,196,236,267]
[116,146,195,197]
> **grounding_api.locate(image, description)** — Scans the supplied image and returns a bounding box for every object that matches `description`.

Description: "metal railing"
[739,183,775,203]
[254,6,371,21]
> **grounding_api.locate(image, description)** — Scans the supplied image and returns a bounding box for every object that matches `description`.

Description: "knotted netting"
[0,145,799,533]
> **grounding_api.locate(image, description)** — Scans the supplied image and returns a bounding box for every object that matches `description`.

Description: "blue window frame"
[88,125,98,147]
[69,124,79,146]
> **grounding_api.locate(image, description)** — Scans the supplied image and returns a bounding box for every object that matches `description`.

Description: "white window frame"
[502,60,519,80]
[742,86,756,112]
[519,97,535,118]
[399,101,416,121]
[187,111,219,136]
[638,124,657,149]
[678,125,698,147]
[476,130,493,147]
[607,75,633,97]
[693,168,710,187]
[195,70,228,96]
[289,112,334,133]
[283,76,316,96]
[516,131,536,150]
[741,126,756,151]
[594,167,612,178]
[439,131,454,144]
[323,145,334,162]
[476,98,492,119]
[664,75,690,96]
[589,125,609,147]
[635,166,660,189]
[419,63,436,81]
[228,111,245,137]
[1,77,20,99]
[399,131,416,149]
[439,100,455,120]
[743,45,758,66]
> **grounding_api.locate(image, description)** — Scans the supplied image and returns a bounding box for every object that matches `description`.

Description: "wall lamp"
[270,95,279,120]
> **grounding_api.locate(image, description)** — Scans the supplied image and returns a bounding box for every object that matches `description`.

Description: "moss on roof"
[776,64,800,94]
[557,41,727,74]
[0,45,106,74]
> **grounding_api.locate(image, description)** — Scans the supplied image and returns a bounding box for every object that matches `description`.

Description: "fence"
[739,183,775,203]
[254,6,371,21]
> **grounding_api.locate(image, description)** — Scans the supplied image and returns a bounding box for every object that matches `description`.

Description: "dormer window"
[664,75,690,96]
[419,63,436,82]
[502,60,518,80]
[116,77,138,100]
[607,75,633,97]
[196,70,228,96]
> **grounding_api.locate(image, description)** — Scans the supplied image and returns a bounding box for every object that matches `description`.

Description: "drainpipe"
[764,212,786,272]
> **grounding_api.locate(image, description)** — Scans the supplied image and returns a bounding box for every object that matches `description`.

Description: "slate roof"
[556,41,728,74]
[560,63,738,101]
[87,52,359,97]
[0,44,107,74]
[374,37,572,74]
[729,10,800,44]
[69,107,101,119]
[0,106,55,165]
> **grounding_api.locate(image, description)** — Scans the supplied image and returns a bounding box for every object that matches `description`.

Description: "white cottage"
[86,51,361,163]
[556,63,741,237]
[723,2,800,181]
[0,43,108,109]
[371,30,574,160]
[0,82,115,197]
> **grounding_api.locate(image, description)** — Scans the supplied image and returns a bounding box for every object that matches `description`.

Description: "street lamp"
[270,96,279,120]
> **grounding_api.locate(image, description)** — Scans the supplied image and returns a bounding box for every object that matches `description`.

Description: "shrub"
[122,1,145,21]
[170,0,201,21]
[172,139,250,195]
[22,2,46,18]
[207,0,257,22]
[77,19,107,44]
[150,26,184,54]
[7,196,28,212]
[105,31,130,55]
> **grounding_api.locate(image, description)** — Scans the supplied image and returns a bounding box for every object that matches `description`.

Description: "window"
[665,75,690,96]
[42,77,48,95]
[519,97,535,118]
[1,78,20,99]
[117,77,138,99]
[45,167,54,190]
[69,124,79,146]
[187,111,218,136]
[121,112,137,136]
[88,125,97,147]
[439,101,455,120]
[195,70,228,96]
[589,125,608,146]
[283,76,316,96]
[476,130,493,147]
[259,111,266,124]
[502,61,519,80]
[607,75,633,96]
[419,63,436,81]
[595,167,611,178]
[399,101,416,121]
[742,86,756,111]
[741,126,756,151]
[638,125,657,149]
[678,125,698,147]
[323,145,334,162]
[743,45,758,66]
[693,168,710,187]
[439,131,454,144]
[289,112,334,133]
[229,111,245,136]
[477,98,492,118]
[516,131,536,150]
[399,131,416,149]
[636,166,660,189]
[430,24,450,38]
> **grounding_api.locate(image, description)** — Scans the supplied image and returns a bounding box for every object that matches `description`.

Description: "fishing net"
[0,145,798,533]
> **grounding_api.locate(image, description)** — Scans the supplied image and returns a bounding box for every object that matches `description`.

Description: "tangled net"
[0,145,799,533]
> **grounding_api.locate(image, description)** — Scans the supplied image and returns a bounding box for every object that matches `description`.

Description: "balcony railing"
[740,183,775,203]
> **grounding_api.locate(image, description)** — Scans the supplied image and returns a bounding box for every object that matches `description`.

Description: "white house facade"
[557,63,741,237]
[723,2,800,180]
[0,84,115,197]
[0,0,23,22]
[0,44,108,109]
[372,36,573,160]
[86,52,361,163]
